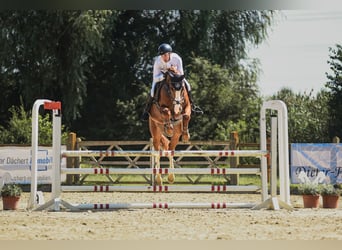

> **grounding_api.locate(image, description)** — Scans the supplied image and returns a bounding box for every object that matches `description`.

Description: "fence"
[28,99,292,211]
[65,132,270,186]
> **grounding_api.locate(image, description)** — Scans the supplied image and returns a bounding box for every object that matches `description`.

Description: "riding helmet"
[158,43,172,55]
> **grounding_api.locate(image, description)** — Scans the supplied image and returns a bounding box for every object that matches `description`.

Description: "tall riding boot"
[187,90,203,115]
[141,96,154,121]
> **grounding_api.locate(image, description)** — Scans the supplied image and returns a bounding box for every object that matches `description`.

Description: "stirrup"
[191,105,203,115]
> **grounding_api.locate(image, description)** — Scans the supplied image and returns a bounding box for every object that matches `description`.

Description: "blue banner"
[291,143,342,184]
[0,146,66,185]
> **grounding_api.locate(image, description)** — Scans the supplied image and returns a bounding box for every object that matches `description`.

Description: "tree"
[187,57,262,142]
[173,10,275,67]
[326,44,342,139]
[0,10,115,126]
[0,104,68,144]
[72,10,274,140]
[271,88,330,143]
[0,10,275,141]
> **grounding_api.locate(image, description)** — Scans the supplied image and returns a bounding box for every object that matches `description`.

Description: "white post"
[271,116,278,197]
[150,138,155,186]
[52,108,62,209]
[260,100,291,206]
[253,100,292,210]
[278,103,290,204]
[28,99,52,209]
[28,100,62,210]
[259,107,268,202]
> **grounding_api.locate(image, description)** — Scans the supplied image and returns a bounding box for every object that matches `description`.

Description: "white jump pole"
[60,167,261,175]
[51,103,62,211]
[62,202,256,211]
[254,100,292,210]
[28,100,61,210]
[60,184,260,193]
[271,116,278,198]
[61,150,268,158]
[28,99,51,209]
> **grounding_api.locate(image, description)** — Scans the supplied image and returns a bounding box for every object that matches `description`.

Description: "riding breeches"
[150,79,191,97]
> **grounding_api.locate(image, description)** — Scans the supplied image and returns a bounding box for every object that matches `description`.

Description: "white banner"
[0,146,66,185]
[291,143,342,184]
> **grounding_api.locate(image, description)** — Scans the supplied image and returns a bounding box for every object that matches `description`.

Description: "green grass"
[77,173,261,186]
[65,164,304,195]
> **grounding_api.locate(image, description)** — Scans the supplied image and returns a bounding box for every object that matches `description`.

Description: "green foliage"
[0,106,31,144]
[188,57,261,141]
[0,10,274,140]
[271,88,330,143]
[298,182,320,196]
[0,183,22,197]
[0,105,69,145]
[320,184,341,196]
[215,120,247,141]
[170,10,275,67]
[0,10,116,127]
[326,44,342,139]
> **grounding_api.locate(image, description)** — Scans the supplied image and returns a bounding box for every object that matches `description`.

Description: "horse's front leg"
[182,114,191,143]
[167,155,175,184]
[154,154,163,186]
[151,134,163,186]
[168,134,181,184]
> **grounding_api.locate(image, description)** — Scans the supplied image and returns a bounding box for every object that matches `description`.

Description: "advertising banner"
[291,143,342,184]
[0,146,66,185]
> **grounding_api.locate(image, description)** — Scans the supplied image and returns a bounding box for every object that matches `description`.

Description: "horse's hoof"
[155,174,163,186]
[167,173,175,184]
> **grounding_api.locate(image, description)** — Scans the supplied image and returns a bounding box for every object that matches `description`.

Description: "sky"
[249,10,342,96]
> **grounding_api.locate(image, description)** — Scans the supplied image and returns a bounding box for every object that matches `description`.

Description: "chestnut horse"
[148,70,191,185]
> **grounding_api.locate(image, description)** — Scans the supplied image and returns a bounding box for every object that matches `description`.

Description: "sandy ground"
[1,192,342,240]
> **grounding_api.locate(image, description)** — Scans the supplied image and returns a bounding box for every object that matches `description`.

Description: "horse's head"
[165,70,185,90]
[164,70,185,115]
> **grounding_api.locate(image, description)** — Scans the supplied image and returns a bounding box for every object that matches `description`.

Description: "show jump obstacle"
[28,99,292,211]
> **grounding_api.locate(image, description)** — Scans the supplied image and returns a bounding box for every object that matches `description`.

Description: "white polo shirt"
[153,53,184,83]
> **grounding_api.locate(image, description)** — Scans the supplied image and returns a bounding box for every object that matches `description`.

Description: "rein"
[167,85,184,104]
[149,71,188,137]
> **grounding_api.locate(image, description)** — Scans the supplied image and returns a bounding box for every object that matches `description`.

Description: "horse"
[148,70,192,185]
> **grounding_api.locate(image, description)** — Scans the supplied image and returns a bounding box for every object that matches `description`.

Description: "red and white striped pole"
[66,202,256,211]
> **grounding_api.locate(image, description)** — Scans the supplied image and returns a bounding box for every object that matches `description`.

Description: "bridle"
[149,70,188,137]
[164,72,186,119]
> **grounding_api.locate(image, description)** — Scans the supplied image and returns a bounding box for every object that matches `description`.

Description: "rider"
[141,43,202,121]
